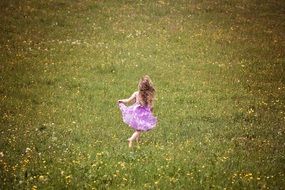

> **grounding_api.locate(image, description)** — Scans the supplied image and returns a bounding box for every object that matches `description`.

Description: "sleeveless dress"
[118,93,157,131]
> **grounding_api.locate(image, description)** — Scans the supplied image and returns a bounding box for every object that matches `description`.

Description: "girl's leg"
[128,131,141,147]
[135,131,141,143]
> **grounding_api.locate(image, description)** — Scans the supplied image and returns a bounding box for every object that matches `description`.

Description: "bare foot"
[128,139,132,148]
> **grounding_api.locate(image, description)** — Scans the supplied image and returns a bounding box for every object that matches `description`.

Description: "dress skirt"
[118,103,157,131]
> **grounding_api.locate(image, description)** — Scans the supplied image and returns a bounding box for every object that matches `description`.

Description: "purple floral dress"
[118,93,157,131]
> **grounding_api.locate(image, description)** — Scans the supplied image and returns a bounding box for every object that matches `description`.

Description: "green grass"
[0,0,284,189]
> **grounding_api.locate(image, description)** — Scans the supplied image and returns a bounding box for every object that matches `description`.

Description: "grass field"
[0,0,284,189]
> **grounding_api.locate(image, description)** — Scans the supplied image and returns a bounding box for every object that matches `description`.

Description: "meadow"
[0,0,284,189]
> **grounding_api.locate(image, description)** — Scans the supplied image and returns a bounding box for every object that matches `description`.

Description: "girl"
[118,75,157,148]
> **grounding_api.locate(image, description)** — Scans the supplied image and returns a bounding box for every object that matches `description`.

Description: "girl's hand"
[118,100,124,104]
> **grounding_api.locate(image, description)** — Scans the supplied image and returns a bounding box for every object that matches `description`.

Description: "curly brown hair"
[138,75,155,107]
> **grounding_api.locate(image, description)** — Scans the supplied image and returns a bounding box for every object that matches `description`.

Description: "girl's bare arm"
[118,91,138,104]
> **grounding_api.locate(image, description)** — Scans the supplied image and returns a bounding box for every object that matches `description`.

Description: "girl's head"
[138,75,155,107]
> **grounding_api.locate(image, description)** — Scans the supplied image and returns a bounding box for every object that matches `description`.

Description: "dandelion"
[187,172,193,176]
[96,152,103,156]
[38,175,46,182]
[25,148,31,153]
[65,175,72,184]
[245,173,252,177]
[170,177,178,183]
[165,157,171,161]
[119,161,126,169]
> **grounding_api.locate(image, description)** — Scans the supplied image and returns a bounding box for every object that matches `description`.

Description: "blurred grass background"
[0,0,284,189]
